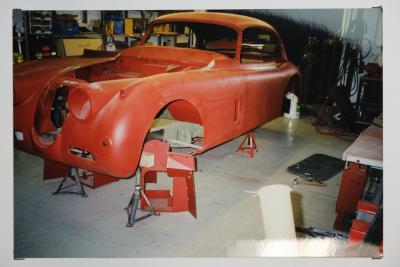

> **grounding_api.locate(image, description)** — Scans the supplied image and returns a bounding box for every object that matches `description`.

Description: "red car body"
[13,12,300,178]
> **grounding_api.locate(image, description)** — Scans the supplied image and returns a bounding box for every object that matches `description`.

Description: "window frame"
[142,21,240,59]
[239,26,283,64]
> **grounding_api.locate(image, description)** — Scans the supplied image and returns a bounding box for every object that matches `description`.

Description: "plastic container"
[283,93,300,119]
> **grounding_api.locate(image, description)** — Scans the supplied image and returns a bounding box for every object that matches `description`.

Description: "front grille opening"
[34,84,71,141]
[51,86,70,129]
[69,146,95,161]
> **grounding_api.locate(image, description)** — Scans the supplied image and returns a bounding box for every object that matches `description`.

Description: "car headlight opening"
[68,88,92,120]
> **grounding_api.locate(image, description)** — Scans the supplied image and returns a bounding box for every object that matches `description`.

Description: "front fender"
[29,84,163,178]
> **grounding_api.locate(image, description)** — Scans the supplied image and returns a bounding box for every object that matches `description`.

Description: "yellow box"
[124,18,133,36]
[60,38,103,57]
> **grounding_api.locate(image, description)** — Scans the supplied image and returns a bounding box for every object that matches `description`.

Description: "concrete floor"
[14,117,351,258]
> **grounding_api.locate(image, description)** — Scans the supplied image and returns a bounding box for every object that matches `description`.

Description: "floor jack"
[52,166,88,197]
[125,168,160,227]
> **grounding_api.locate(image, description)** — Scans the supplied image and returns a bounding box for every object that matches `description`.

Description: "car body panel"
[14,56,119,153]
[13,12,300,178]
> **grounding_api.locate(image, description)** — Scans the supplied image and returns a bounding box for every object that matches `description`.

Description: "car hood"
[13,55,118,105]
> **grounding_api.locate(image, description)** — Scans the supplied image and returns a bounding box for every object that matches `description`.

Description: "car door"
[240,27,287,130]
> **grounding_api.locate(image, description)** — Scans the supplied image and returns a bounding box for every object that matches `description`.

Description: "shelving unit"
[101,10,146,50]
[28,11,53,35]
[14,10,157,62]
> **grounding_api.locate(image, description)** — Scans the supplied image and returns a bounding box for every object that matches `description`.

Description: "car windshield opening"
[144,22,237,58]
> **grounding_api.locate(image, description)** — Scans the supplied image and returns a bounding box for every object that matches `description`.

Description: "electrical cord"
[361,37,372,60]
[312,41,361,141]
[348,38,371,97]
[311,27,370,140]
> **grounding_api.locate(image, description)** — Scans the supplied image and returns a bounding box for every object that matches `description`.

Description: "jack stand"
[236,131,257,157]
[52,166,88,197]
[126,168,159,227]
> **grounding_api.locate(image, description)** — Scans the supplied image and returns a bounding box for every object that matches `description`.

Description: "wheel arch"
[130,97,206,173]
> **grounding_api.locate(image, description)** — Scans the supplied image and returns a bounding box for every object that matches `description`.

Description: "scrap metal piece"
[296,226,348,239]
[293,176,327,187]
[140,140,197,218]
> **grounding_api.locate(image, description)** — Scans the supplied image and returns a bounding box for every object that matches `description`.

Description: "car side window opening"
[144,22,237,58]
[240,27,281,63]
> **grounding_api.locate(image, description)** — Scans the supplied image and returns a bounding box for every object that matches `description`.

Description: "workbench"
[342,125,383,169]
[334,125,383,231]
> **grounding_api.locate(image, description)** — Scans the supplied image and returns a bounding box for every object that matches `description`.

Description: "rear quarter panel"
[241,62,299,130]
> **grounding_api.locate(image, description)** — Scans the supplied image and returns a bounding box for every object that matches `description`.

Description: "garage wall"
[341,8,383,64]
[54,10,143,31]
[12,9,24,32]
[267,8,382,64]
[13,9,382,65]
[253,8,382,103]
[267,9,344,36]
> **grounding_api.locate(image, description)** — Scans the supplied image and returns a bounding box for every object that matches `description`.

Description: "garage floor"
[14,117,351,258]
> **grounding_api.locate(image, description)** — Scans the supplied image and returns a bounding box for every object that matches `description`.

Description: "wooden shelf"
[152,31,178,36]
[106,33,141,38]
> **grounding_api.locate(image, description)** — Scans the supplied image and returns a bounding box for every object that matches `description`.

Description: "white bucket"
[257,184,296,240]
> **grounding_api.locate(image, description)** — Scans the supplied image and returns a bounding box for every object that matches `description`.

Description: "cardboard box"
[124,18,133,36]
[59,38,103,57]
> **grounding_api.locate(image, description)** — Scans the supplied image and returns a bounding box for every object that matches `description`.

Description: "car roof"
[153,11,274,31]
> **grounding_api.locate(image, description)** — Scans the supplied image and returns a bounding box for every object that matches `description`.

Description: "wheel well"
[146,99,205,152]
[165,99,203,125]
[152,99,203,125]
